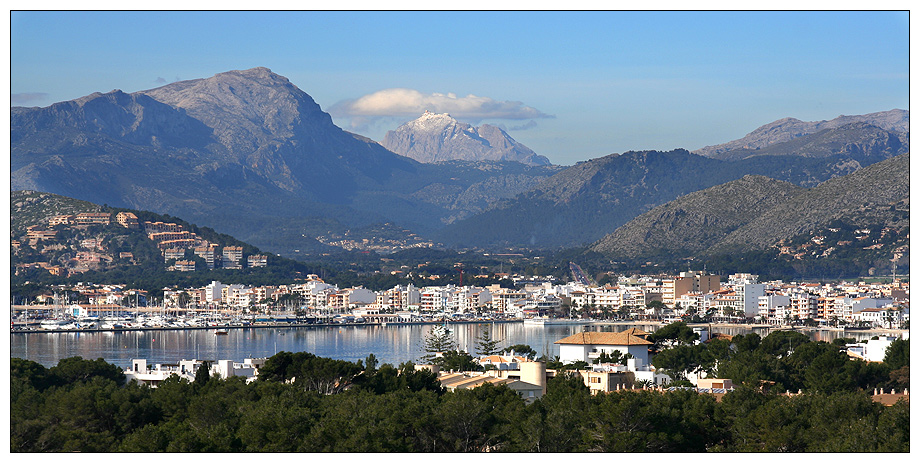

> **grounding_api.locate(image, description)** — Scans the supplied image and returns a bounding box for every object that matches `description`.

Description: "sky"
[9,10,910,166]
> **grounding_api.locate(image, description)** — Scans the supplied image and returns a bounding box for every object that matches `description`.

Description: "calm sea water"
[9,322,876,369]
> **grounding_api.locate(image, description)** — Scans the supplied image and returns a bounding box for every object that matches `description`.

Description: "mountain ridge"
[694,109,909,159]
[589,153,910,260]
[10,67,909,256]
[11,68,559,256]
[590,175,805,259]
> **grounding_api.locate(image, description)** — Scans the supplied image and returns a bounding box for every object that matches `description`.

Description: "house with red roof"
[554,329,653,366]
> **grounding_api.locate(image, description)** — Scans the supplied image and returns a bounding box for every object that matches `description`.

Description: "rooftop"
[555,331,653,346]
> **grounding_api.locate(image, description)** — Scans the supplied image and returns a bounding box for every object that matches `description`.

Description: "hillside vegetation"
[587,154,909,279]
[592,176,804,259]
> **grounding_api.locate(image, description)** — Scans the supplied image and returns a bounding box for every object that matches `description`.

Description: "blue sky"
[10,11,909,165]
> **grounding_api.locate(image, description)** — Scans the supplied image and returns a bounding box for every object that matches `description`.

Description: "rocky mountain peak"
[138,67,336,156]
[382,112,551,166]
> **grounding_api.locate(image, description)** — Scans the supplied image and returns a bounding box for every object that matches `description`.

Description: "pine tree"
[475,328,501,357]
[420,325,456,364]
[194,361,211,385]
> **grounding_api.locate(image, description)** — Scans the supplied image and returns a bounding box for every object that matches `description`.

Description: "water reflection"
[10,322,890,368]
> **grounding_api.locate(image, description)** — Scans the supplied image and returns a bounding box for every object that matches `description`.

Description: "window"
[590,377,601,383]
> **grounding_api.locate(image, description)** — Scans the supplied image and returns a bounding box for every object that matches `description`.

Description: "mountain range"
[11,68,559,255]
[382,111,551,166]
[433,143,907,249]
[591,153,910,260]
[693,109,909,159]
[10,67,910,258]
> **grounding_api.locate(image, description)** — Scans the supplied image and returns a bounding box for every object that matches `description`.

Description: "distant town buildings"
[115,212,139,229]
[14,210,271,277]
[74,212,112,226]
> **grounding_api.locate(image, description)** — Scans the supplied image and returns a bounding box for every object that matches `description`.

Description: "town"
[13,269,908,331]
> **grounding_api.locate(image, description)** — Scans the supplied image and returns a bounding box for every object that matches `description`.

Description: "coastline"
[12,318,907,339]
[9,318,521,334]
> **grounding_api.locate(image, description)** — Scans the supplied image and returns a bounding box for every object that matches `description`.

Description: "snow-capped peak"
[407,111,458,132]
[382,111,551,166]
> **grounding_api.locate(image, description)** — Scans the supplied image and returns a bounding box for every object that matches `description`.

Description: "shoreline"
[9,318,520,334]
[11,318,907,338]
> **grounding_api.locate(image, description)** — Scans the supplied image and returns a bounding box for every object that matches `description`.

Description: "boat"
[523,317,590,326]
[40,319,78,330]
[214,328,229,335]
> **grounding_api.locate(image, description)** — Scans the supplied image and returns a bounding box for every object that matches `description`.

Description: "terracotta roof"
[619,327,650,337]
[554,331,653,346]
[479,355,528,364]
[438,373,512,390]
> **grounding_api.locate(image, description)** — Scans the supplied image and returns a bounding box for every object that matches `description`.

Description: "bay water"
[10,322,874,369]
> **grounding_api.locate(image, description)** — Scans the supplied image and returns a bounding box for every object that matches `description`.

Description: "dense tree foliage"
[646,321,700,349]
[505,344,537,359]
[651,331,906,396]
[10,351,910,453]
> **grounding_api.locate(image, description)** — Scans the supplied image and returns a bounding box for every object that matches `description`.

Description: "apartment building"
[174,260,196,272]
[48,215,74,226]
[221,284,253,307]
[323,287,375,311]
[758,294,791,324]
[662,271,720,307]
[420,287,450,313]
[194,245,219,269]
[789,292,818,320]
[202,281,226,304]
[164,248,185,262]
[375,284,420,311]
[834,296,895,322]
[487,286,528,315]
[149,231,194,243]
[115,212,139,229]
[247,254,268,268]
[74,212,111,226]
[222,246,244,269]
[144,221,182,233]
[26,227,58,242]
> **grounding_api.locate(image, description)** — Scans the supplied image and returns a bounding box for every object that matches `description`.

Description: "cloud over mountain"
[329,88,553,124]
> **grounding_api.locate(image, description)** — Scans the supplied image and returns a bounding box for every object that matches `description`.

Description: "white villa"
[555,328,653,366]
[124,357,267,387]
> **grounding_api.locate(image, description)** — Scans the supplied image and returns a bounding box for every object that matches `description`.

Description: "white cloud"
[329,88,553,122]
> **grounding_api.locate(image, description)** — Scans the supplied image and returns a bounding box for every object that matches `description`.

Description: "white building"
[856,307,904,329]
[202,281,226,304]
[555,330,653,366]
[846,336,900,362]
[758,294,791,324]
[124,358,267,387]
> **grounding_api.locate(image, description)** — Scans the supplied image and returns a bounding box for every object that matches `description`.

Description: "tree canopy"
[10,349,910,453]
